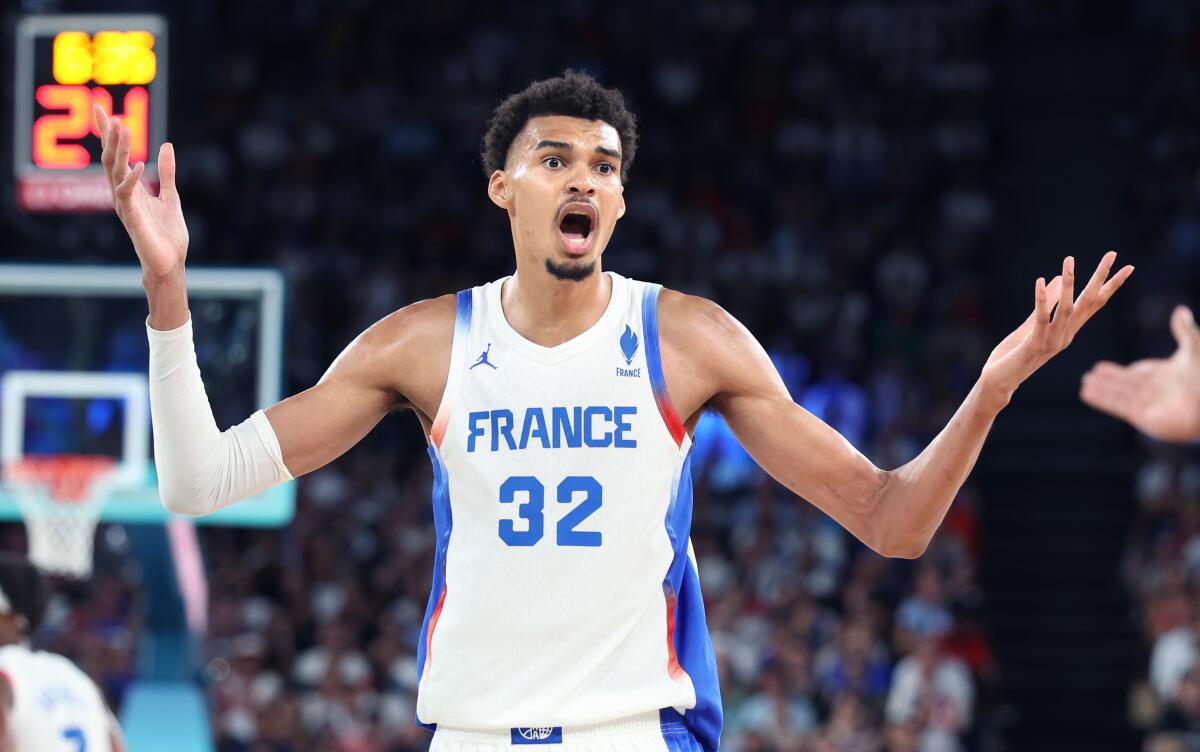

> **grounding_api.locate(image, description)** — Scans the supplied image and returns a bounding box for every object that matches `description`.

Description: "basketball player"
[94,69,1132,751]
[1081,304,1200,441]
[0,556,125,752]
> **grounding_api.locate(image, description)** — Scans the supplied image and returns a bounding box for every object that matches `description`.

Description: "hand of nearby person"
[981,251,1134,401]
[1081,304,1200,441]
[95,103,189,281]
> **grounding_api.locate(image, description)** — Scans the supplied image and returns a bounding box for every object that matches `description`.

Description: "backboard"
[0,263,292,525]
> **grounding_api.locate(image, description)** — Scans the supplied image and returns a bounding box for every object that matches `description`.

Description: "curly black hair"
[481,69,639,182]
[0,555,45,634]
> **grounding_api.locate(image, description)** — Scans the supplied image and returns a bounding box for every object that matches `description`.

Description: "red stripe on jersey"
[424,586,447,672]
[664,585,685,679]
[654,391,687,447]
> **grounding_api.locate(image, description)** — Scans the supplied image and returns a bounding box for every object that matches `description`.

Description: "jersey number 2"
[499,475,601,547]
[62,728,87,752]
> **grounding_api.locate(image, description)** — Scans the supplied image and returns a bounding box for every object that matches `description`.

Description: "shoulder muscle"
[657,288,788,415]
[323,293,456,417]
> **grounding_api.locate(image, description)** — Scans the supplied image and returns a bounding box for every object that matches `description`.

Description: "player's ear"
[617,192,625,220]
[487,170,511,209]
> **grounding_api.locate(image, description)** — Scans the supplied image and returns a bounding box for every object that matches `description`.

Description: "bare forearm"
[874,376,1010,558]
[144,266,189,330]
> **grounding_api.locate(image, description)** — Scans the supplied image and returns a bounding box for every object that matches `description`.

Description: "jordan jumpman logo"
[470,343,498,370]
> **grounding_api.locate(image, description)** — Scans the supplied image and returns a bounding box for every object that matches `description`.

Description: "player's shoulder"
[657,287,733,324]
[0,643,24,671]
[318,293,457,397]
[337,293,458,375]
[0,644,81,678]
[656,287,747,353]
[362,293,457,350]
[654,285,764,392]
[0,642,32,664]
[0,643,56,665]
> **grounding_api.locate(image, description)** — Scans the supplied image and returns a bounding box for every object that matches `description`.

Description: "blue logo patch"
[470,343,498,370]
[619,325,639,365]
[511,727,563,745]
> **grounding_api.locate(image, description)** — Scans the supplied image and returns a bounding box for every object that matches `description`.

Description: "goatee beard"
[545,258,596,282]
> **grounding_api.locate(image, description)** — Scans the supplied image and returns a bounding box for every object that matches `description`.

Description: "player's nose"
[565,166,596,195]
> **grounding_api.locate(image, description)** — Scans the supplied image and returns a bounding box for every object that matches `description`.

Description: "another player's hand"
[95,103,189,280]
[982,252,1134,400]
[1080,305,1200,441]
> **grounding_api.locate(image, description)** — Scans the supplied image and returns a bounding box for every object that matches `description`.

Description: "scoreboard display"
[13,15,168,212]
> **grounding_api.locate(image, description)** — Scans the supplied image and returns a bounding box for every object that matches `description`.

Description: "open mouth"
[558,209,595,254]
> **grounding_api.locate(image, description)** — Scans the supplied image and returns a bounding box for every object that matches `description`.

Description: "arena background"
[4,0,1200,750]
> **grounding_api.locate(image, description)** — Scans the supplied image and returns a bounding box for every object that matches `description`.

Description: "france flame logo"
[619,324,639,365]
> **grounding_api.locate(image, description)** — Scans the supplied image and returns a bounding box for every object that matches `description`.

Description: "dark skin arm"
[657,290,889,551]
[658,253,1132,558]
[264,295,455,476]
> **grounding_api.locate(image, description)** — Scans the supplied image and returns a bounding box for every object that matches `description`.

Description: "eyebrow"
[533,139,621,160]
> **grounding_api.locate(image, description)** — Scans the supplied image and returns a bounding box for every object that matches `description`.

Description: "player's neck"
[501,264,612,348]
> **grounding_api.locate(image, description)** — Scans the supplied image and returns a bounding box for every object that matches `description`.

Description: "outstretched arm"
[98,106,450,513]
[682,253,1131,558]
[1081,304,1200,441]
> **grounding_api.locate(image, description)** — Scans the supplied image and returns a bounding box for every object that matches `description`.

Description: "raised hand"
[982,252,1134,398]
[1080,305,1200,441]
[95,103,189,280]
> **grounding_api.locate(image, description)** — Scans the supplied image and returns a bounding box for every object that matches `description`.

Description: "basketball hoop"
[1,455,115,579]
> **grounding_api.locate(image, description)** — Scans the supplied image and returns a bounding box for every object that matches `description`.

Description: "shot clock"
[13,15,168,212]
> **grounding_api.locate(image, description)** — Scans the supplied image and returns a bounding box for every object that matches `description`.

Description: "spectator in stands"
[1155,666,1200,740]
[886,631,974,752]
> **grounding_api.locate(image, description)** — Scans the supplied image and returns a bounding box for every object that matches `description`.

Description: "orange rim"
[3,455,117,504]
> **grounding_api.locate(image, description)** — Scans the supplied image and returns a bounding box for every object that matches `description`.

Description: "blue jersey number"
[62,728,87,752]
[557,476,602,546]
[498,476,544,546]
[498,475,602,547]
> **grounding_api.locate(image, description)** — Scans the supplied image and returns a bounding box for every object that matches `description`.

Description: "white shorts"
[428,708,705,752]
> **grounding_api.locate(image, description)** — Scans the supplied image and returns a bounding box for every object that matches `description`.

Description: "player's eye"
[596,163,614,175]
[543,157,564,169]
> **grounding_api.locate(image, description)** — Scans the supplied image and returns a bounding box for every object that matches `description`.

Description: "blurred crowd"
[1122,6,1200,751]
[2,0,1006,750]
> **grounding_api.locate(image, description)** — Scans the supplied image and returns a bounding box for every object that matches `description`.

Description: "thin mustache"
[557,199,598,215]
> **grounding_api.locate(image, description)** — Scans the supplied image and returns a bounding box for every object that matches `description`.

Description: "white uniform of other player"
[417,272,722,751]
[0,644,112,752]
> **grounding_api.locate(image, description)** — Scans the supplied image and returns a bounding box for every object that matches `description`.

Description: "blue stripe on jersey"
[641,284,666,398]
[455,288,473,337]
[415,445,454,732]
[661,706,706,752]
[641,283,687,445]
[662,450,723,752]
[432,289,474,449]
[416,289,470,730]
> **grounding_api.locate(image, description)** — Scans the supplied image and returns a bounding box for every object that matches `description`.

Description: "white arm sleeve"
[146,314,293,516]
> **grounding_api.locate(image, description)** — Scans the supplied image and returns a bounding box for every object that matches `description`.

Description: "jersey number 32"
[499,475,601,547]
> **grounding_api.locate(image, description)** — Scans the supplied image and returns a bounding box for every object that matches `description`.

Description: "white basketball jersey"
[414,271,722,751]
[0,644,112,752]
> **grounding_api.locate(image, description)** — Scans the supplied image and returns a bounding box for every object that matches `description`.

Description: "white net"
[1,456,114,580]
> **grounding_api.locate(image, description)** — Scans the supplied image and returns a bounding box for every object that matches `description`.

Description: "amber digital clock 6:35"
[13,14,168,212]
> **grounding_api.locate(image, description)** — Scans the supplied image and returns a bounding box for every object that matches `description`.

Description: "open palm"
[982,252,1134,396]
[95,104,188,279]
[1081,305,1200,441]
